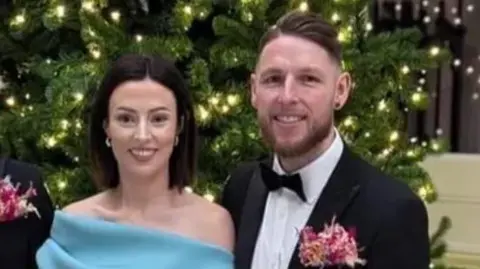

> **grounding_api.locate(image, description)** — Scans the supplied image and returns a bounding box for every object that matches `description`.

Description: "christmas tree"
[0,0,457,267]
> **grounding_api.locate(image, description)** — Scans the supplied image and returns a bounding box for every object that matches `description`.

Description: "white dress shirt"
[251,129,344,269]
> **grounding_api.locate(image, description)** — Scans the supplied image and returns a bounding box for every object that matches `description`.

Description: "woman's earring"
[174,136,179,146]
[105,138,111,147]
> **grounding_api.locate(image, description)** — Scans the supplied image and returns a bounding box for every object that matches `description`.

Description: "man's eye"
[300,75,320,83]
[263,75,282,84]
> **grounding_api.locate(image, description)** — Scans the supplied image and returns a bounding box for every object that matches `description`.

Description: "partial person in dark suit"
[220,11,430,269]
[0,157,54,269]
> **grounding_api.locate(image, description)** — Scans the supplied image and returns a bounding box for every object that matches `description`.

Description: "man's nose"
[278,76,298,103]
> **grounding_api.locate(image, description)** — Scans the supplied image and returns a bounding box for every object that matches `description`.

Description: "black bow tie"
[260,163,307,202]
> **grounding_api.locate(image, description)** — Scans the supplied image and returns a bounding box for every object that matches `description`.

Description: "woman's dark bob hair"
[87,53,198,190]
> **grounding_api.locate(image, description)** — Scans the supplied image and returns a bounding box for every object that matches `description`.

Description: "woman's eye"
[117,115,133,123]
[152,116,168,123]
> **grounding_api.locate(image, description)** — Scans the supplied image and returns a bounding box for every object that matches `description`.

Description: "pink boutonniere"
[298,217,366,268]
[0,175,40,222]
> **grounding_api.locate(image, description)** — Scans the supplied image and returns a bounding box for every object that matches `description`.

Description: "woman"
[36,54,234,268]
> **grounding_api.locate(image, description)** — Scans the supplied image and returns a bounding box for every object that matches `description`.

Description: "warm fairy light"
[378,100,387,111]
[5,96,15,106]
[82,1,95,12]
[209,96,220,105]
[203,192,215,202]
[90,49,101,59]
[135,35,143,42]
[244,12,253,22]
[73,92,84,101]
[183,5,192,14]
[338,31,346,42]
[184,186,193,193]
[60,120,69,129]
[418,186,428,199]
[343,116,354,127]
[12,13,25,25]
[401,65,410,74]
[226,94,239,106]
[389,131,399,142]
[379,148,392,158]
[466,66,474,75]
[57,180,67,190]
[298,2,308,11]
[411,92,422,103]
[365,22,373,31]
[56,5,66,17]
[75,120,82,129]
[429,46,440,56]
[198,105,210,120]
[221,105,229,113]
[331,13,340,22]
[431,141,440,151]
[46,137,57,147]
[110,11,120,21]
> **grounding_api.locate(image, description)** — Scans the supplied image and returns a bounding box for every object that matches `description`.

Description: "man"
[0,156,54,269]
[221,11,430,269]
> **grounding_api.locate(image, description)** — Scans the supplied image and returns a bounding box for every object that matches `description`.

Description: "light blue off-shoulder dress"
[36,211,234,269]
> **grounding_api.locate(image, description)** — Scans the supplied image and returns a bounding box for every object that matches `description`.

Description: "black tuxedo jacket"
[0,157,54,269]
[221,147,430,269]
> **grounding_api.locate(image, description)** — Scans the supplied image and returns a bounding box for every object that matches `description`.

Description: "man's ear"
[250,73,257,109]
[334,72,352,110]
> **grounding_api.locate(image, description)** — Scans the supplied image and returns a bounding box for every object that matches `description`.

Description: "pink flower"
[298,217,366,268]
[0,175,40,222]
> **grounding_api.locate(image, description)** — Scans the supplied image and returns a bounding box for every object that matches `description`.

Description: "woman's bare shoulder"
[62,191,109,217]
[187,193,235,252]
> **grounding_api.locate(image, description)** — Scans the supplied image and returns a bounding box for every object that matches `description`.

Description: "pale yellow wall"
[422,154,480,268]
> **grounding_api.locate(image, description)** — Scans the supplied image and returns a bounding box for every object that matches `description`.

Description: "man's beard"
[258,116,332,158]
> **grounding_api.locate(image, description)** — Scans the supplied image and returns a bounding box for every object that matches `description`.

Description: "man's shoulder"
[229,160,259,177]
[1,157,42,184]
[354,156,422,203]
[226,160,261,187]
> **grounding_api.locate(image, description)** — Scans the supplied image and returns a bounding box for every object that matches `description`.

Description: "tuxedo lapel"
[234,158,271,269]
[288,147,361,269]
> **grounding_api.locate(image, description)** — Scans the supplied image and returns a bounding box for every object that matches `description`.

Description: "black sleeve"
[28,171,54,268]
[9,160,54,269]
[368,196,430,269]
[218,162,256,235]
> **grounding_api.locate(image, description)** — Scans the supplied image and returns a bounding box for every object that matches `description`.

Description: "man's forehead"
[255,35,339,73]
[256,54,333,74]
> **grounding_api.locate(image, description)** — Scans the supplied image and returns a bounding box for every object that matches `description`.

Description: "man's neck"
[278,127,337,173]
